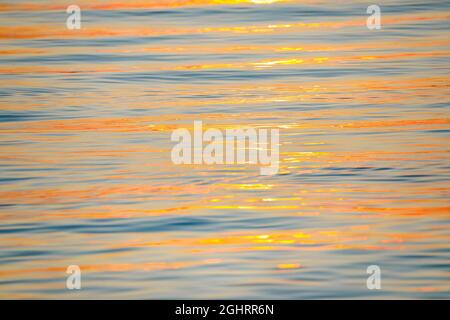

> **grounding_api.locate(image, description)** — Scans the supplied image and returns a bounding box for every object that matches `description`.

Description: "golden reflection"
[1,13,449,40]
[0,0,449,299]
[277,263,301,269]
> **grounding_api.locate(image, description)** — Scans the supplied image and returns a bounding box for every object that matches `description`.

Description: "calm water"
[0,0,449,299]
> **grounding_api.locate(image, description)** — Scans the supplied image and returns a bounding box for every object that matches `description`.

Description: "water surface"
[0,0,449,299]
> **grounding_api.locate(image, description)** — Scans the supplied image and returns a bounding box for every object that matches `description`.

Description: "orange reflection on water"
[1,12,449,40]
[0,0,449,299]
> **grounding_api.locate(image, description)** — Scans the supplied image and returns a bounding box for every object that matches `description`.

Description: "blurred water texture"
[0,0,449,298]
